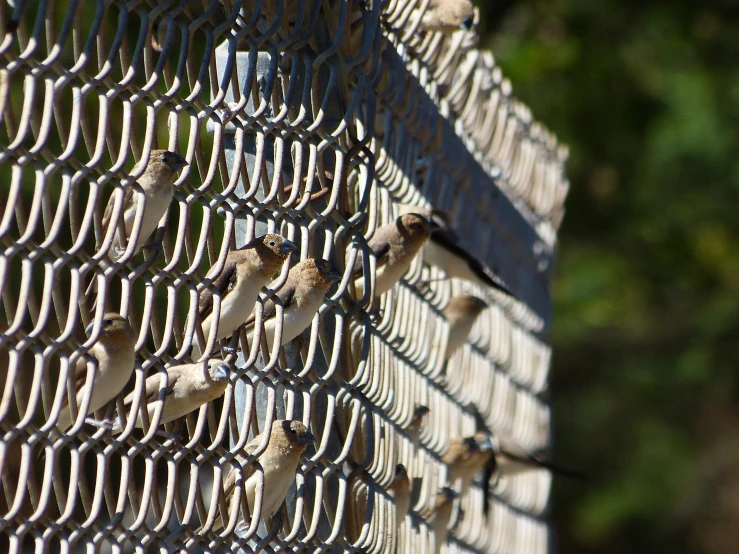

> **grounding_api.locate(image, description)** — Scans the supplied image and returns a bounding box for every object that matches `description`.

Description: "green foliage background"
[473,1,739,552]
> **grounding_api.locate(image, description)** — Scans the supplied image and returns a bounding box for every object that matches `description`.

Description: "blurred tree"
[474,1,739,553]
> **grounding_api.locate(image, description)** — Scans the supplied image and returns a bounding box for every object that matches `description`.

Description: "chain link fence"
[0,0,568,552]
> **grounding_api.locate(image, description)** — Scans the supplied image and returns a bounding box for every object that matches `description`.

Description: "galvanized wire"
[0,1,567,553]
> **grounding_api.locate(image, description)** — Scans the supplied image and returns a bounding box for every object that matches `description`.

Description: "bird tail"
[535,459,588,481]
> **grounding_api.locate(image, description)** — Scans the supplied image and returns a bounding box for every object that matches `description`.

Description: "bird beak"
[299,430,317,445]
[213,363,230,381]
[328,268,342,282]
[427,217,442,233]
[478,437,493,451]
[280,240,298,254]
[460,16,474,31]
[85,321,95,336]
[174,157,189,170]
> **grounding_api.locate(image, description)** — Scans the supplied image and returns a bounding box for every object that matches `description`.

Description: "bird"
[352,213,438,299]
[55,313,136,431]
[243,258,341,348]
[221,420,316,529]
[417,0,475,34]
[387,463,411,531]
[464,404,586,516]
[188,234,297,358]
[100,149,187,262]
[442,295,488,361]
[397,206,514,297]
[111,359,232,433]
[442,433,494,494]
[406,403,430,448]
[431,487,458,554]
[86,150,187,305]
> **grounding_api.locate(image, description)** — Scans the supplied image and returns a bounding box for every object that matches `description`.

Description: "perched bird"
[431,487,458,554]
[418,0,474,34]
[101,149,187,262]
[387,463,411,530]
[112,360,232,433]
[442,433,493,493]
[352,213,437,299]
[243,258,341,348]
[464,405,586,516]
[188,234,297,358]
[222,420,316,528]
[443,295,488,361]
[406,403,430,448]
[398,206,514,297]
[55,313,136,431]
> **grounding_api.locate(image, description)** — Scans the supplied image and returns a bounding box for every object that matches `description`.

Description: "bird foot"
[415,279,433,294]
[142,239,164,261]
[85,417,114,430]
[367,306,384,325]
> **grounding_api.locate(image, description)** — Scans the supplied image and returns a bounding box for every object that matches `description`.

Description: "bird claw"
[142,239,164,261]
[415,279,432,294]
[85,417,114,430]
[218,344,239,357]
[367,306,384,324]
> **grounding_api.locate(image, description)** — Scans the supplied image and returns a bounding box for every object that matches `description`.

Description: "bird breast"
[113,188,173,257]
[245,453,301,522]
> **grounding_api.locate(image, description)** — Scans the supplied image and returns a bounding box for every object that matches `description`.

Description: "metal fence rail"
[0,1,568,552]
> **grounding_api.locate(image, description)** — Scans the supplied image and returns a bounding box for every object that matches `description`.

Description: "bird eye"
[104,318,113,326]
[290,428,297,435]
[269,240,276,247]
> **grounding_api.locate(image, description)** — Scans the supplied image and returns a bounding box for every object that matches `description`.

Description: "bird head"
[436,487,458,505]
[300,258,342,289]
[142,150,188,182]
[429,0,475,33]
[394,463,409,482]
[253,234,297,274]
[412,403,430,422]
[275,420,316,452]
[397,213,436,242]
[446,295,489,319]
[86,313,135,348]
[208,361,232,382]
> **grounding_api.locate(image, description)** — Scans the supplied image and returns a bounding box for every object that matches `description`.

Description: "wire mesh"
[0,1,568,552]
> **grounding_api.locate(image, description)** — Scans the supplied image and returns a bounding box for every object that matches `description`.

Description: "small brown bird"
[387,463,411,530]
[418,0,474,34]
[353,213,437,299]
[443,295,488,361]
[189,234,297,358]
[55,313,136,431]
[222,420,316,528]
[101,150,187,262]
[243,258,341,348]
[431,487,458,554]
[442,433,494,494]
[112,360,231,433]
[406,403,430,448]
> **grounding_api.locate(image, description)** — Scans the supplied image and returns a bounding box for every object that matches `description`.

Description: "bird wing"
[140,369,181,405]
[222,432,266,501]
[429,226,514,297]
[243,281,297,329]
[101,185,136,230]
[198,258,239,320]
[351,239,391,274]
[59,356,91,410]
